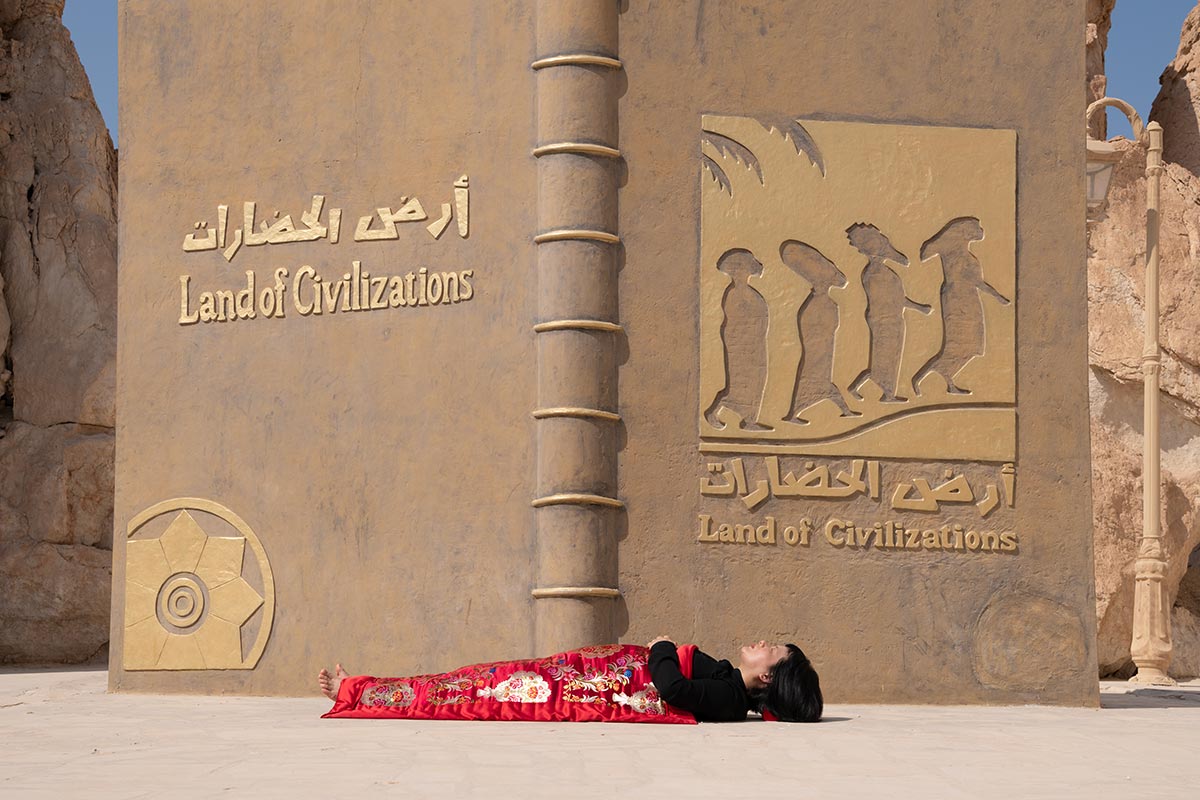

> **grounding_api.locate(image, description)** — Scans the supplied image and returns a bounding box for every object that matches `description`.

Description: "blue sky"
[1105,0,1198,135]
[63,0,117,145]
[63,1,1199,150]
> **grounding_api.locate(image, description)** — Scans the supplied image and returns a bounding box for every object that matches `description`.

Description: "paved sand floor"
[2,668,1198,799]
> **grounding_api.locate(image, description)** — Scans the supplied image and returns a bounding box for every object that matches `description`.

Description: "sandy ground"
[2,668,1198,799]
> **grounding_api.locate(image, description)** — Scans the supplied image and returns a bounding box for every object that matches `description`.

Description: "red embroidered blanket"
[323,643,698,723]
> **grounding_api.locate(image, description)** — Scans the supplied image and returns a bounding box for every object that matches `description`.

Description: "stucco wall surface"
[112,0,537,693]
[616,0,1096,705]
[114,0,1095,704]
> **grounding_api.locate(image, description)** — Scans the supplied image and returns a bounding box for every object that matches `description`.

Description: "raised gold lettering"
[428,271,444,304]
[322,276,343,312]
[272,268,287,317]
[295,266,319,316]
[179,275,199,325]
[235,271,256,319]
[370,276,388,309]
[824,518,846,546]
[213,289,234,322]
[259,285,276,318]
[388,275,406,307]
[442,271,459,303]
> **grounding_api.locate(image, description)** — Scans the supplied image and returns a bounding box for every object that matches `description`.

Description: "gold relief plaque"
[699,116,1016,461]
[123,498,275,670]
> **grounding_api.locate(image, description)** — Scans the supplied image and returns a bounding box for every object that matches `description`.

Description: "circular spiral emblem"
[157,573,208,629]
[122,498,275,671]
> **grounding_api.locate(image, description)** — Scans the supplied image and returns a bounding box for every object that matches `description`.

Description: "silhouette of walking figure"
[845,223,931,402]
[781,240,855,419]
[915,218,1009,394]
[705,249,769,429]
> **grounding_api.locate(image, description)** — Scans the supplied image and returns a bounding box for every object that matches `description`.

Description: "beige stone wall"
[617,0,1096,705]
[113,0,538,693]
[113,0,1096,703]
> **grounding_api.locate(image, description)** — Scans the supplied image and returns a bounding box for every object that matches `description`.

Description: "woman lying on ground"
[318,636,822,724]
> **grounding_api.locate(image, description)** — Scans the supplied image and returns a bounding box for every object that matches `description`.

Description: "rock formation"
[0,0,116,663]
[1087,0,1116,138]
[1089,2,1200,679]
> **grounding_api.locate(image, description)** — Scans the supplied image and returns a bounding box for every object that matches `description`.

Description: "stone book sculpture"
[111,0,1096,705]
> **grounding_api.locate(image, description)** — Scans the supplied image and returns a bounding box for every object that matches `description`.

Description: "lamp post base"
[1130,667,1177,686]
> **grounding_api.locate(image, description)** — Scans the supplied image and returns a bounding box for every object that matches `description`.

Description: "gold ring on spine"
[533,319,624,334]
[531,492,625,509]
[532,407,621,422]
[532,142,621,158]
[533,229,620,245]
[531,587,622,599]
[531,54,623,70]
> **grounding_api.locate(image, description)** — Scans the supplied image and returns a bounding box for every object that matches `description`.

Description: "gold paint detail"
[698,117,1016,460]
[157,511,208,574]
[123,581,159,627]
[700,456,1014,517]
[181,181,469,263]
[533,319,624,334]
[155,634,207,671]
[531,493,625,509]
[207,577,265,626]
[194,535,245,589]
[192,617,245,670]
[531,54,622,70]
[533,229,620,245]
[532,142,621,159]
[124,539,170,591]
[532,407,621,422]
[531,587,623,599]
[123,617,169,670]
[122,498,275,671]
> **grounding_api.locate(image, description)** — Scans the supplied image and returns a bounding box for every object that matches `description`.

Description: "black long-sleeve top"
[648,640,750,722]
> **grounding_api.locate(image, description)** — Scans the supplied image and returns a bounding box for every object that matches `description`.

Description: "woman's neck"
[737,665,764,691]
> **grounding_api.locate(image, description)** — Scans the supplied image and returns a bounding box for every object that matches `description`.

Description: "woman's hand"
[646,635,674,648]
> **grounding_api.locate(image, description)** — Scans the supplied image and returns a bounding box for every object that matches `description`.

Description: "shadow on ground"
[1101,687,1200,709]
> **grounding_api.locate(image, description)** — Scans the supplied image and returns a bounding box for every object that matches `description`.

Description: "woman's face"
[738,640,790,678]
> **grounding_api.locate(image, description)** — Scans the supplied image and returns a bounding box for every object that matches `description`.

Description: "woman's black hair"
[747,644,823,722]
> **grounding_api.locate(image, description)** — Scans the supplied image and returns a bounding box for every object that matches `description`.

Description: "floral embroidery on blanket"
[477,671,551,703]
[360,681,416,708]
[614,683,666,715]
[575,644,623,658]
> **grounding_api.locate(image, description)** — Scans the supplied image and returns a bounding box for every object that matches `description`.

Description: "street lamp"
[1086,136,1121,215]
[1085,96,1174,686]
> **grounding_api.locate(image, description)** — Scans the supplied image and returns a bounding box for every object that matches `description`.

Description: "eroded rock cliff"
[0,0,116,663]
[1089,2,1200,679]
[1087,0,1116,138]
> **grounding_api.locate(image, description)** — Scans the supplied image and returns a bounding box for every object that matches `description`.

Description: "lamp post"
[1086,96,1174,686]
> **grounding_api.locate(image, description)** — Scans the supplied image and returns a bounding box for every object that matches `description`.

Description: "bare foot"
[318,663,349,700]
